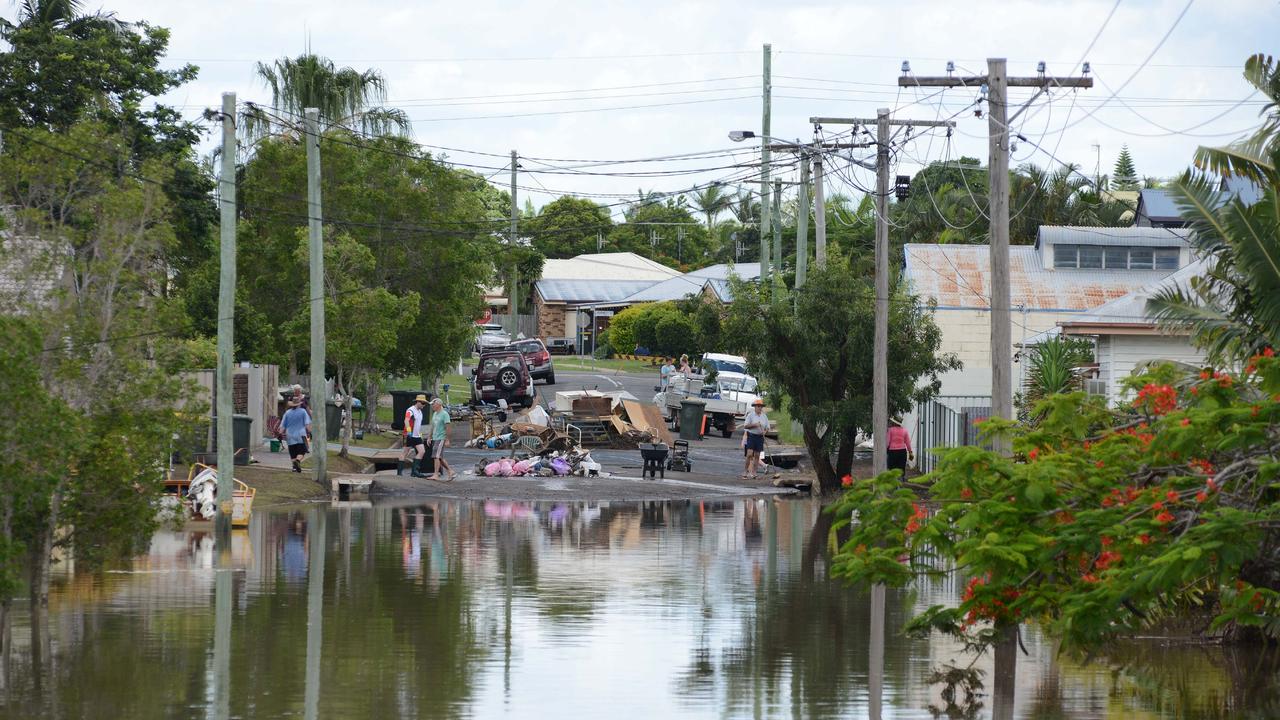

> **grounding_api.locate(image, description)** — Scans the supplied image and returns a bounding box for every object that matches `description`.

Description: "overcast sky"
[9,0,1276,216]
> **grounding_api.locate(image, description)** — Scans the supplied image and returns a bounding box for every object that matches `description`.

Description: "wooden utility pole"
[304,108,329,490]
[509,150,519,336]
[760,43,772,285]
[900,60,1092,458]
[809,113,953,476]
[795,154,810,288]
[771,179,782,300]
[214,91,236,539]
[813,155,826,269]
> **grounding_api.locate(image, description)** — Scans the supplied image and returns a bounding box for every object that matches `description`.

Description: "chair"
[511,434,543,458]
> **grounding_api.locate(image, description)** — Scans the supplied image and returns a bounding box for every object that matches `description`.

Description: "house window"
[1053,245,1077,269]
[1154,249,1180,270]
[1052,245,1180,270]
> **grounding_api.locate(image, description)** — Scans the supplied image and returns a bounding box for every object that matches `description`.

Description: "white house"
[903,225,1192,404]
[1059,260,1208,404]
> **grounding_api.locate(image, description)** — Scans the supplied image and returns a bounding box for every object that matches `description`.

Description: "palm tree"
[243,51,409,140]
[689,185,730,235]
[1148,54,1280,364]
[728,188,759,225]
[0,0,125,35]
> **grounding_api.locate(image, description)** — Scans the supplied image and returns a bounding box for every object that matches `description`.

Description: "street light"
[728,130,756,142]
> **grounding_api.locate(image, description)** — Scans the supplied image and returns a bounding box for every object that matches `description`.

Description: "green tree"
[723,265,959,492]
[611,193,708,268]
[606,302,651,355]
[527,195,611,258]
[1113,145,1139,190]
[285,233,419,457]
[1017,335,1094,423]
[689,185,730,235]
[243,51,408,140]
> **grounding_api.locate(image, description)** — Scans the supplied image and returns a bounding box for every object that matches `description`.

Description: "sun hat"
[752,400,764,407]
[414,394,428,403]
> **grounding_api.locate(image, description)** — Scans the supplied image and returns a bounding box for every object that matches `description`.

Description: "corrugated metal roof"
[1061,258,1209,326]
[535,278,656,304]
[704,278,733,302]
[1037,225,1189,248]
[540,252,681,281]
[685,262,762,280]
[592,263,762,306]
[903,244,1178,311]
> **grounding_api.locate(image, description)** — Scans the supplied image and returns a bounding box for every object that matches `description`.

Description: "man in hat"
[426,397,456,481]
[281,401,312,473]
[741,399,770,480]
[399,394,430,478]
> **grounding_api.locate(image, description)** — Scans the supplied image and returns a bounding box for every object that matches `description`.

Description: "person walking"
[426,398,456,481]
[741,399,770,480]
[399,394,429,478]
[887,418,914,478]
[281,401,312,473]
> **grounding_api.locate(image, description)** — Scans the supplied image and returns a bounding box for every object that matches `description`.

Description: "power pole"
[873,108,892,478]
[898,59,1092,456]
[304,108,329,490]
[771,179,782,301]
[813,154,826,269]
[214,92,237,539]
[810,113,954,477]
[509,150,519,337]
[760,43,772,286]
[795,154,810,288]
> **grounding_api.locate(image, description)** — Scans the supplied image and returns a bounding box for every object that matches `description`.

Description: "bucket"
[269,439,281,452]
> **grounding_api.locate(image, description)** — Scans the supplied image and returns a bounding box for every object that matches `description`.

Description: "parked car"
[475,323,512,352]
[471,349,535,408]
[700,352,761,406]
[507,338,556,384]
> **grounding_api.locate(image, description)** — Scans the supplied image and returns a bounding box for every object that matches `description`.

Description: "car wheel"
[545,371,555,385]
[496,366,520,390]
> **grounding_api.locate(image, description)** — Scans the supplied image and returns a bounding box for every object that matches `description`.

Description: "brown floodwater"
[2,498,1277,719]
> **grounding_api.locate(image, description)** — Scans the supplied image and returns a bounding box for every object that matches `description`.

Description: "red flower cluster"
[841,473,853,487]
[904,503,928,535]
[1096,550,1122,570]
[1246,347,1275,374]
[1101,486,1143,508]
[1136,383,1178,415]
[960,487,973,499]
[1155,510,1175,524]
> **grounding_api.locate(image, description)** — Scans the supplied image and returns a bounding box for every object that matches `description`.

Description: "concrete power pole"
[760,43,772,286]
[304,108,329,490]
[899,60,1092,454]
[214,92,237,538]
[795,155,810,288]
[509,150,519,336]
[810,113,954,477]
[873,108,891,477]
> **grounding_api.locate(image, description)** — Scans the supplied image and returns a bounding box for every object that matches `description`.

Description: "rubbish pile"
[471,448,602,478]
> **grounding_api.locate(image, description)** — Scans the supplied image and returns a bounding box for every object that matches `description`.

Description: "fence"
[490,313,537,339]
[914,395,993,474]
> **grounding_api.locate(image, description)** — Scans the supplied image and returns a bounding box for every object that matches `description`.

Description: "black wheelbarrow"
[638,442,669,479]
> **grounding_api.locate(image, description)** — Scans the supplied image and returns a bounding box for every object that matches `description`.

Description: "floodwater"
[3,498,1278,719]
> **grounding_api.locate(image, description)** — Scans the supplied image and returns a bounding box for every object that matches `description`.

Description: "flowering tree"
[830,354,1280,651]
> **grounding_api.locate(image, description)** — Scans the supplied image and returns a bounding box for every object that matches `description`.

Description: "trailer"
[654,372,749,438]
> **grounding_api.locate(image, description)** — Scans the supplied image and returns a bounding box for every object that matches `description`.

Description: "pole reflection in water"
[868,583,884,720]
[211,545,232,720]
[304,506,327,720]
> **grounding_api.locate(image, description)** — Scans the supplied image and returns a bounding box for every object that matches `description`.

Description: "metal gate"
[915,395,993,474]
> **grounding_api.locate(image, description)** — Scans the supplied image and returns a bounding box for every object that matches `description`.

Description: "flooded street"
[3,498,1277,719]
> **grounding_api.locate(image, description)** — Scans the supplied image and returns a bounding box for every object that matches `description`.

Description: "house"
[903,225,1191,403]
[1059,260,1208,404]
[532,252,680,341]
[1134,189,1187,228]
[588,262,762,312]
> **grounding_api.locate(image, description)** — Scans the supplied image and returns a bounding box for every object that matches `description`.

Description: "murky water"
[3,499,1277,719]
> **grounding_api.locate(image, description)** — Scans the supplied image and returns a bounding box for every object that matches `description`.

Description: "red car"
[507,338,556,385]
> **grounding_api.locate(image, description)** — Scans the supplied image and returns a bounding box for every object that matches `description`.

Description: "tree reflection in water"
[2,499,1280,719]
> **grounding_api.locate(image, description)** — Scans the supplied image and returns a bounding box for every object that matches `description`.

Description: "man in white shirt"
[399,394,429,478]
[742,400,769,480]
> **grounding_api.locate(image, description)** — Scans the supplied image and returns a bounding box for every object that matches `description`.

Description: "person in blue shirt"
[281,401,312,473]
[427,398,455,481]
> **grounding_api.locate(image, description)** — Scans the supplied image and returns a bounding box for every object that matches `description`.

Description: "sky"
[7,0,1276,217]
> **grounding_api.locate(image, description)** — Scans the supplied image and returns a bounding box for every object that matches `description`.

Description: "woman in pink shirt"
[887,418,914,478]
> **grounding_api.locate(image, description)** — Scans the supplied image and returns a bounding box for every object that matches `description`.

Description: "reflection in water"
[0,498,1277,719]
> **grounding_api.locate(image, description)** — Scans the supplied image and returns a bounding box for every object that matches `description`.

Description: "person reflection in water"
[281,514,307,584]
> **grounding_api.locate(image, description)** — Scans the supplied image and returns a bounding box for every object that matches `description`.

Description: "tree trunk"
[362,376,378,432]
[336,365,351,459]
[801,500,836,582]
[802,423,837,494]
